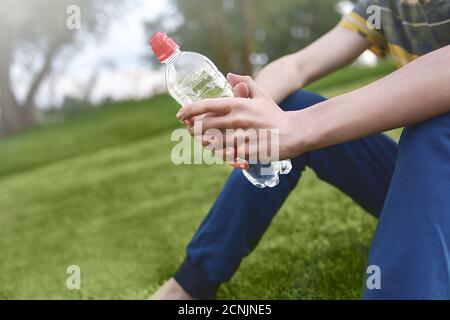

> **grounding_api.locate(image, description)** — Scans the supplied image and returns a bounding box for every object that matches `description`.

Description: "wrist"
[290,51,312,88]
[282,53,307,87]
[287,99,339,156]
[284,110,315,158]
[256,55,307,103]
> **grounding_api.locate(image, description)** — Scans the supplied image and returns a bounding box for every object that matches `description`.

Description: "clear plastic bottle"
[149,32,292,188]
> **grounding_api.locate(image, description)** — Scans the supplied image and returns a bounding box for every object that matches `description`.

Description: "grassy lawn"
[0,62,401,299]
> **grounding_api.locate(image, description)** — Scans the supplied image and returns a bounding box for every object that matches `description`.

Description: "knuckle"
[241,118,252,128]
[182,105,190,114]
[230,116,240,128]
[237,99,248,109]
[232,116,250,129]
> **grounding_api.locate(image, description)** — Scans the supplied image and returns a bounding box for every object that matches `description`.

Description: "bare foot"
[149,278,195,300]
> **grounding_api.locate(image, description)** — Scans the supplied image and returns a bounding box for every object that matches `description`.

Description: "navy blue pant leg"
[175,90,398,299]
[363,112,450,300]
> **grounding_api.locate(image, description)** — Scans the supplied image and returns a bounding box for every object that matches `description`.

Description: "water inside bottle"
[176,69,292,188]
[175,69,233,105]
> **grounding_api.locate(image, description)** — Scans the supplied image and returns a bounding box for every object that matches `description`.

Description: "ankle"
[150,278,195,300]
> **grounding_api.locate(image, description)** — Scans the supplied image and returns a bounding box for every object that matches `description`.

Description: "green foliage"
[147,0,343,73]
[0,64,401,299]
[0,95,179,178]
[252,0,342,57]
[0,0,126,135]
[306,60,396,92]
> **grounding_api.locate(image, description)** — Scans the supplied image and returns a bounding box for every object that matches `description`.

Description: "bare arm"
[256,26,369,103]
[178,46,450,161]
[293,45,450,154]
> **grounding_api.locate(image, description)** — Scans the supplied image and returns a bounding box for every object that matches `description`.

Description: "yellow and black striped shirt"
[339,0,450,67]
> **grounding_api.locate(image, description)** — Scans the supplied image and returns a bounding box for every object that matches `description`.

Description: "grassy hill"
[0,62,400,299]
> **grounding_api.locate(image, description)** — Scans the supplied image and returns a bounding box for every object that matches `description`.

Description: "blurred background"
[0,0,398,299]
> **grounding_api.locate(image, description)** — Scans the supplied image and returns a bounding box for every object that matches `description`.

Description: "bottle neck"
[162,49,182,65]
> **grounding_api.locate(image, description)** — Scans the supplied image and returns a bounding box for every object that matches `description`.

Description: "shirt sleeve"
[338,0,388,57]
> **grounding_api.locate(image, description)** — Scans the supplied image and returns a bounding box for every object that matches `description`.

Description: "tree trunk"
[309,0,321,39]
[0,26,68,135]
[242,0,256,75]
[0,24,20,135]
[215,0,235,72]
[201,1,232,73]
[21,34,69,127]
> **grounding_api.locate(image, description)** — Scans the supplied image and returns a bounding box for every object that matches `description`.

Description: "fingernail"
[239,163,249,170]
[204,137,215,150]
[176,110,183,119]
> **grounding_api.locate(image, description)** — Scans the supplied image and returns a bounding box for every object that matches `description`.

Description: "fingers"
[192,128,251,150]
[198,116,236,132]
[189,124,277,162]
[214,146,258,162]
[213,146,235,160]
[177,98,243,121]
[227,73,251,87]
[208,130,264,161]
[232,82,250,98]
[226,73,267,99]
[213,147,249,170]
[206,129,248,149]
[230,159,249,170]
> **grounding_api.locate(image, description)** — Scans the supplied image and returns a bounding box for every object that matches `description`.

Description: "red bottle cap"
[149,32,179,63]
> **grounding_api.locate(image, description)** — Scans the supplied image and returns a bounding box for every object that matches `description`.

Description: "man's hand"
[177,25,369,167]
[177,74,302,163]
[180,46,450,165]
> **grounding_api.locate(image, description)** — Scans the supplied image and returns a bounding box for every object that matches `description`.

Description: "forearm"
[293,46,450,155]
[292,26,369,86]
[255,53,304,104]
[256,26,368,104]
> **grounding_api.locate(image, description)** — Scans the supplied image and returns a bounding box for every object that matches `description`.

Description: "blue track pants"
[175,90,450,300]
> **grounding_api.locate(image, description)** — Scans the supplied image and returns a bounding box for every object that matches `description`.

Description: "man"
[153,0,450,299]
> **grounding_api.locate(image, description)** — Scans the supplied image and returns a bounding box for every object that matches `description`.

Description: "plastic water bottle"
[149,32,292,188]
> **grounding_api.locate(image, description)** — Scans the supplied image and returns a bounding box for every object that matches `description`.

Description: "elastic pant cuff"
[174,257,219,300]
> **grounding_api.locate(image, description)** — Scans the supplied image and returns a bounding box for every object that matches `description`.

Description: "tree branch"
[22,31,73,124]
[0,23,20,134]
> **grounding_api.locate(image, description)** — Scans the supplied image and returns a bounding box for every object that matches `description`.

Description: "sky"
[36,0,171,107]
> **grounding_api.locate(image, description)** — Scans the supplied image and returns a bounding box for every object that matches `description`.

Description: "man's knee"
[402,111,450,147]
[396,112,450,176]
[363,113,450,299]
[279,90,326,112]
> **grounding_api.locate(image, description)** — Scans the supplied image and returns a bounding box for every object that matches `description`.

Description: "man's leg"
[363,112,450,299]
[173,90,398,299]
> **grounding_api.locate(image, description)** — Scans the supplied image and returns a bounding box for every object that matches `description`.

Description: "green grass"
[0,62,400,299]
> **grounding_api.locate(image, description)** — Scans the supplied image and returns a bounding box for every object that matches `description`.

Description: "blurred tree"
[0,0,121,136]
[146,0,343,75]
